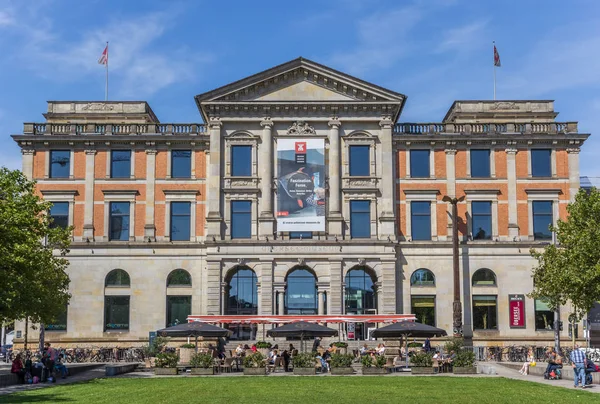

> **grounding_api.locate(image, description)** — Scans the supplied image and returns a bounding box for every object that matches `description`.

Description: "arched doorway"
[285,268,317,315]
[345,267,377,340]
[225,267,258,340]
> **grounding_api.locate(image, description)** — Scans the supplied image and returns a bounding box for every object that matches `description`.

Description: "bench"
[105,363,140,376]
[500,363,600,384]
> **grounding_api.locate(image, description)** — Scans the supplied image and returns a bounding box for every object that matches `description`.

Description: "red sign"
[509,294,526,328]
[295,142,307,153]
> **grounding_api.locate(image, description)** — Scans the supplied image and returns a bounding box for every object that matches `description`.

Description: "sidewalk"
[494,363,600,394]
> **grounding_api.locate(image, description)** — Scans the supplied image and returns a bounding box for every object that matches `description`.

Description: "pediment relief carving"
[287,121,316,136]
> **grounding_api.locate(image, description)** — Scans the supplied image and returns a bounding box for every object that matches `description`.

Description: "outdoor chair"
[433,359,440,374]
[220,357,234,373]
[267,357,282,373]
[384,356,395,373]
[315,359,323,373]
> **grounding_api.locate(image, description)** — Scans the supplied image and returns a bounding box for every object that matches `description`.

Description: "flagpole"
[105,41,109,101]
[493,41,496,100]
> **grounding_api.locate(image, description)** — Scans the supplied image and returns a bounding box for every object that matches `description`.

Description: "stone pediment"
[253,80,355,101]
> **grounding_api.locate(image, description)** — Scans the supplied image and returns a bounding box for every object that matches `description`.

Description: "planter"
[411,366,435,375]
[179,348,194,364]
[191,368,214,375]
[453,366,477,375]
[330,367,354,375]
[145,357,156,368]
[362,367,387,375]
[154,368,178,375]
[293,367,316,376]
[336,347,348,355]
[259,348,270,357]
[243,367,266,376]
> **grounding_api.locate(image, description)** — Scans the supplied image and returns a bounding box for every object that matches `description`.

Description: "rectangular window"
[531,149,551,177]
[49,150,70,178]
[110,150,132,178]
[289,232,313,239]
[350,200,371,238]
[349,145,370,176]
[170,202,191,241]
[231,145,252,176]
[49,202,69,229]
[410,149,430,178]
[472,201,492,240]
[231,200,251,239]
[104,296,130,331]
[45,306,68,331]
[470,149,491,178]
[411,201,431,241]
[532,201,553,240]
[535,299,555,331]
[109,202,130,241]
[411,296,436,326]
[171,150,192,179]
[473,295,498,330]
[166,296,192,327]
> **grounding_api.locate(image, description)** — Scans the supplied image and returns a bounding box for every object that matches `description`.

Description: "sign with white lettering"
[277,138,325,231]
[508,294,526,328]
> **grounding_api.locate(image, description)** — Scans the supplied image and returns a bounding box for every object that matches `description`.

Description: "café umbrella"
[156,322,232,352]
[267,321,338,352]
[371,321,447,368]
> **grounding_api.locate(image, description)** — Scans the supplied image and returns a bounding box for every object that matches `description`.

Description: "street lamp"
[442,195,465,338]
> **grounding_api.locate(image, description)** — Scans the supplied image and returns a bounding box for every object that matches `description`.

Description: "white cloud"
[0,9,13,26]
[435,21,488,53]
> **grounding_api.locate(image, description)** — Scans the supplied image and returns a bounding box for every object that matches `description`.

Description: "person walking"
[570,345,587,388]
[312,337,321,353]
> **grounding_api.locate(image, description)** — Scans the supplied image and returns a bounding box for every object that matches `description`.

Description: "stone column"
[317,290,325,315]
[328,118,343,237]
[378,117,396,239]
[567,147,581,203]
[259,118,275,237]
[277,289,285,316]
[445,147,456,240]
[83,149,96,240]
[144,149,157,239]
[21,149,35,179]
[505,146,519,238]
[206,118,223,238]
[328,260,343,315]
[379,259,397,314]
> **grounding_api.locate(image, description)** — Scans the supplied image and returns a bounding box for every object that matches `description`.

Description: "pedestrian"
[423,338,431,353]
[312,337,321,353]
[570,345,587,388]
[11,353,25,384]
[44,342,57,382]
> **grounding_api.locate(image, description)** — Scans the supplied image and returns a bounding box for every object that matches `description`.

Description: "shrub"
[180,343,196,349]
[144,336,170,357]
[189,352,214,369]
[361,355,374,368]
[408,342,422,348]
[374,355,387,369]
[255,341,272,349]
[292,352,316,368]
[155,352,179,368]
[453,350,475,367]
[444,337,464,353]
[243,352,265,368]
[411,352,433,367]
[330,353,354,368]
[330,342,348,348]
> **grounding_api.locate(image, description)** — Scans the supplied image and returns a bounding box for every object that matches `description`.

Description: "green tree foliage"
[0,168,71,324]
[530,188,600,321]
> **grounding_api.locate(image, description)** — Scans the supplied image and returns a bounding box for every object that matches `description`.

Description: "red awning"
[187,314,416,324]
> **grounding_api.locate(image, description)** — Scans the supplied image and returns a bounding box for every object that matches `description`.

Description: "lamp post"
[442,195,465,337]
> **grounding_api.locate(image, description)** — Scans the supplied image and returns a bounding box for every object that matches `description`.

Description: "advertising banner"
[277,138,325,232]
[508,294,526,328]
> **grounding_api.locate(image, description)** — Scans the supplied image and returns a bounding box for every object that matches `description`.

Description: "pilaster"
[260,260,274,315]
[567,147,581,203]
[21,149,35,179]
[378,117,396,239]
[505,145,519,238]
[380,259,397,314]
[258,118,275,237]
[144,148,157,239]
[328,118,343,237]
[206,118,223,239]
[203,259,222,315]
[83,149,96,240]
[328,260,343,315]
[445,146,456,239]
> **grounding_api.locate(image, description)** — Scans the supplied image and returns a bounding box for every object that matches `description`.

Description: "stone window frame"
[224,131,259,179]
[464,189,500,241]
[104,268,131,333]
[40,190,77,230]
[163,190,199,242]
[341,132,377,179]
[46,149,74,179]
[224,192,259,240]
[106,147,135,179]
[527,147,557,178]
[405,144,435,179]
[525,189,561,241]
[342,192,378,240]
[102,190,138,242]
[403,190,439,241]
[466,147,496,178]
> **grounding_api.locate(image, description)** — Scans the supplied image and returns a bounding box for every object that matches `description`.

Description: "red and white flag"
[493,44,501,67]
[98,44,108,65]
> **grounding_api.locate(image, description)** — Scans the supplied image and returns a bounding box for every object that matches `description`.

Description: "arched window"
[105,269,130,287]
[410,269,435,287]
[345,267,377,315]
[167,269,192,287]
[285,268,317,315]
[226,267,258,315]
[472,268,497,286]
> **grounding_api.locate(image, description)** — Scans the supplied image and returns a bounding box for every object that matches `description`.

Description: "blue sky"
[1,0,599,177]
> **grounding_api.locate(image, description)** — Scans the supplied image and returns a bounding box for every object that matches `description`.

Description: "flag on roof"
[98,44,108,65]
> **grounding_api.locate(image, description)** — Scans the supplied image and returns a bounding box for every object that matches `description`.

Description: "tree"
[530,187,600,348]
[0,168,71,326]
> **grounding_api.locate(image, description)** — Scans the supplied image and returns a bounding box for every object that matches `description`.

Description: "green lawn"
[2,376,596,404]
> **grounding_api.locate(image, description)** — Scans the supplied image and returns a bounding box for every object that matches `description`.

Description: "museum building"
[11,57,589,346]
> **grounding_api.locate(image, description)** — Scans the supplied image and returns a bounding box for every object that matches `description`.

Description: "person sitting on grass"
[54,354,68,379]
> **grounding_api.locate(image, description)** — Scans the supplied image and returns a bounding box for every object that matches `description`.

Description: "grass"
[2,376,597,404]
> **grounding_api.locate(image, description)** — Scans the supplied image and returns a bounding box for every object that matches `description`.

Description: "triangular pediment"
[253,79,356,101]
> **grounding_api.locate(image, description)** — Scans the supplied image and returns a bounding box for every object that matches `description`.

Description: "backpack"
[33,376,39,384]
